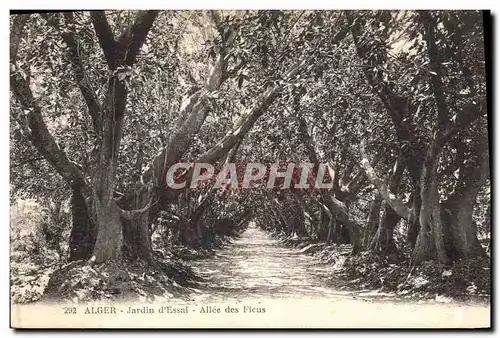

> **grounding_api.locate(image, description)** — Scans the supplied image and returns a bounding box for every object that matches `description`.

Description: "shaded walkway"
[188,223,348,302]
[167,223,491,328]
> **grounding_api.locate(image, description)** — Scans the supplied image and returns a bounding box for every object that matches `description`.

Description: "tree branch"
[120,10,160,66]
[90,11,117,68]
[140,21,238,188]
[10,13,87,189]
[10,72,87,189]
[198,56,308,164]
[441,100,485,144]
[10,14,30,63]
[359,139,410,220]
[44,13,102,135]
[349,12,422,184]
[289,105,363,237]
[419,11,450,131]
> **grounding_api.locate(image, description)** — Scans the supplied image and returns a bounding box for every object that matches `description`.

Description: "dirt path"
[188,223,348,301]
[12,224,490,328]
[182,223,491,327]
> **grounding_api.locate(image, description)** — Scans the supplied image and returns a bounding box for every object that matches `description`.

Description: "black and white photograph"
[9,9,491,328]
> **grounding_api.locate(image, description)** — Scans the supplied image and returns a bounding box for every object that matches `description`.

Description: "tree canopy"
[10,10,490,271]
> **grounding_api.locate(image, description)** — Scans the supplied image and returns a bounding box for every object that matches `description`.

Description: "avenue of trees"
[10,10,490,272]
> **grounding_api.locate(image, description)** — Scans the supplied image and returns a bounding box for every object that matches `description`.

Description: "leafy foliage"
[10,10,490,303]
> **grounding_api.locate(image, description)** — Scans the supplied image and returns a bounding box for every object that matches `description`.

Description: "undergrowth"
[273,230,491,302]
[341,251,490,301]
[10,199,240,304]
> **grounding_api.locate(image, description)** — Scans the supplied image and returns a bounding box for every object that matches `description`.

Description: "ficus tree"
[348,10,488,264]
[10,10,352,265]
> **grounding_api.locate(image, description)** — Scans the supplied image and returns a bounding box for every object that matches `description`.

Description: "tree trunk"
[89,76,127,264]
[180,221,201,247]
[412,140,451,265]
[90,199,123,264]
[317,208,329,241]
[407,191,421,248]
[292,194,309,238]
[326,215,336,245]
[370,203,399,254]
[269,205,286,234]
[443,131,488,260]
[349,225,363,254]
[369,157,404,253]
[363,195,382,248]
[122,187,154,262]
[412,133,487,265]
[68,186,96,261]
[295,112,364,251]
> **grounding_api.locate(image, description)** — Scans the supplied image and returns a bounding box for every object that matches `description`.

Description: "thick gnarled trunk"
[68,186,96,261]
[411,131,488,265]
[91,199,123,263]
[122,186,155,262]
[443,133,489,260]
[412,140,451,265]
